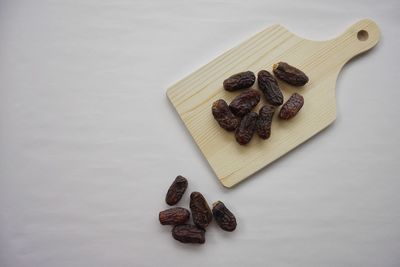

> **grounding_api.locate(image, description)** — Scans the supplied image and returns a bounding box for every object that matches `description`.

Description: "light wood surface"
[166,19,380,188]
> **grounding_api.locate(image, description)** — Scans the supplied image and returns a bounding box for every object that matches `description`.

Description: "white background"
[0,0,399,266]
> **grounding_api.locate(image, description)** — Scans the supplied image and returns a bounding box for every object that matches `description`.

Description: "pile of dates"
[212,62,308,145]
[159,175,237,244]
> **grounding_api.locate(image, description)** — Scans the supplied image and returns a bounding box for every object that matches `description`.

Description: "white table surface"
[1,0,399,266]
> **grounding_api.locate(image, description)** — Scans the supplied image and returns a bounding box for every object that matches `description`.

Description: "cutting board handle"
[334,19,380,65]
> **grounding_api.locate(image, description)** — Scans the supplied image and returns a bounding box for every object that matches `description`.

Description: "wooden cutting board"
[166,19,380,188]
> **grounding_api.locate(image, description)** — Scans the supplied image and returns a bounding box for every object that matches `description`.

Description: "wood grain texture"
[167,19,380,188]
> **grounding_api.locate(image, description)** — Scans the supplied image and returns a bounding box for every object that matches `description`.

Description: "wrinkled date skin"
[212,99,240,131]
[279,93,304,120]
[273,62,309,86]
[223,71,255,91]
[229,89,261,117]
[165,175,188,206]
[257,105,275,139]
[257,70,283,106]
[159,207,190,225]
[190,192,212,229]
[235,112,258,145]
[212,201,237,232]
[172,224,206,244]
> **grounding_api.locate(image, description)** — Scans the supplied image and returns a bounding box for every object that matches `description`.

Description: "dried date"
[212,99,240,131]
[257,70,283,106]
[190,192,212,229]
[235,112,258,145]
[223,71,255,91]
[229,89,261,117]
[172,224,206,244]
[212,201,237,232]
[165,175,188,206]
[257,105,275,139]
[273,62,309,86]
[279,93,304,120]
[159,207,190,225]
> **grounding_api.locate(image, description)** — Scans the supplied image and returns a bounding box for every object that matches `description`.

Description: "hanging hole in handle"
[357,30,369,41]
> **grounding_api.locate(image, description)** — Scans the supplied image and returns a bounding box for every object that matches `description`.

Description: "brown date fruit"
[212,99,240,131]
[223,71,255,91]
[190,192,212,229]
[257,105,275,139]
[279,93,304,120]
[159,207,190,225]
[273,62,309,86]
[229,89,261,117]
[172,224,205,244]
[257,70,283,106]
[235,112,258,145]
[212,201,237,232]
[165,175,188,206]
